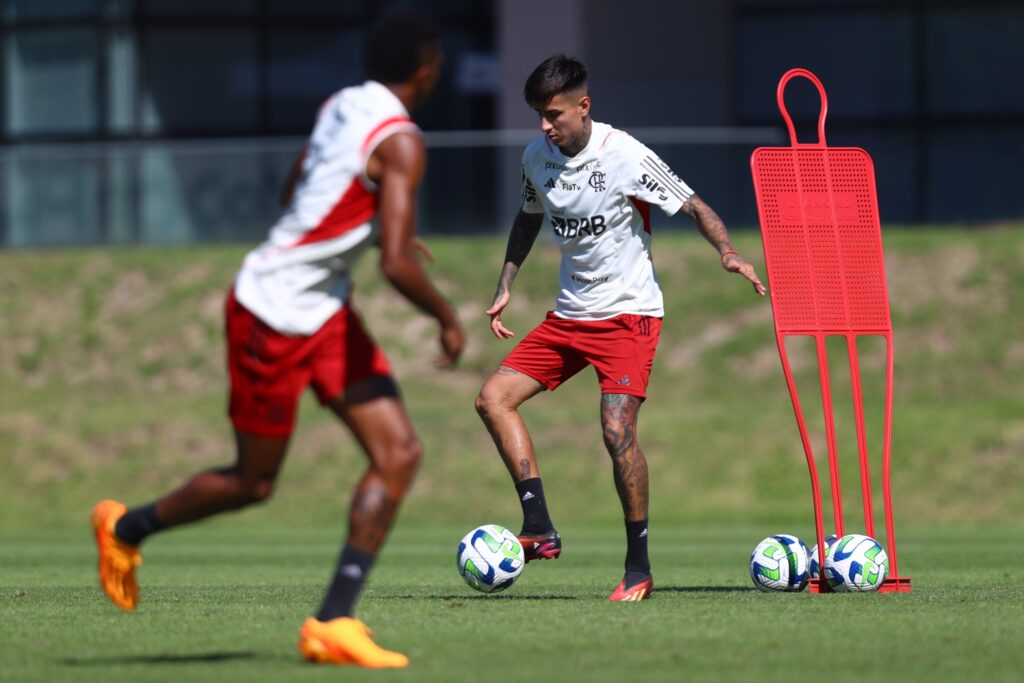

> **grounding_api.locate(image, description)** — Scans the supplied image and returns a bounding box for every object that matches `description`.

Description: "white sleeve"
[519,163,544,214]
[622,139,694,216]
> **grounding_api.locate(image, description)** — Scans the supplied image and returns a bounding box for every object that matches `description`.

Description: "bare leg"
[154,430,290,527]
[601,393,652,591]
[600,394,648,522]
[327,377,421,554]
[475,366,545,482]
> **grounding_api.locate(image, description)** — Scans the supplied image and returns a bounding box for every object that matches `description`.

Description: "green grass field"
[1,227,1023,680]
[3,524,1023,683]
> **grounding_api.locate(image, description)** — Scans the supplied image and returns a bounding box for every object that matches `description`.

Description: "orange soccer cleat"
[91,499,142,611]
[607,575,653,602]
[298,617,409,669]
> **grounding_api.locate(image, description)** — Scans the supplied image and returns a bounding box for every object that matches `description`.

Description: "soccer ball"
[749,534,810,592]
[456,524,526,593]
[808,534,839,578]
[824,534,889,592]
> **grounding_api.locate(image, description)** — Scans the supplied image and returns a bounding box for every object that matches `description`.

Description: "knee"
[475,385,508,422]
[400,436,423,474]
[474,391,490,420]
[239,477,276,505]
[602,421,636,458]
[216,467,276,505]
[381,434,422,482]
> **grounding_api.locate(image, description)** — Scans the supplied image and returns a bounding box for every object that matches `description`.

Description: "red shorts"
[501,312,663,398]
[225,289,392,437]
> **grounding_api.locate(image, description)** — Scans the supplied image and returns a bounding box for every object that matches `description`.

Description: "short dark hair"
[524,54,588,105]
[365,14,441,84]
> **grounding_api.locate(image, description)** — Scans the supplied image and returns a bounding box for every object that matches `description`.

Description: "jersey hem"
[550,309,665,321]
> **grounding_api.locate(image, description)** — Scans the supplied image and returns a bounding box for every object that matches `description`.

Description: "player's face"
[533,91,590,149]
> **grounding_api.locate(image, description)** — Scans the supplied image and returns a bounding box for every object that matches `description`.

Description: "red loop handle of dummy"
[777,68,828,147]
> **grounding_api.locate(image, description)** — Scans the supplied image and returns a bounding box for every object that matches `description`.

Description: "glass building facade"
[1,0,1022,247]
[0,0,497,246]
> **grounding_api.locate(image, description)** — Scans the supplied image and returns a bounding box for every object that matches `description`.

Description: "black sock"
[515,477,554,534]
[113,503,165,546]
[315,545,375,622]
[623,518,651,586]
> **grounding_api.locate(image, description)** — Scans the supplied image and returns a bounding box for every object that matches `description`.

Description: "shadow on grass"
[656,585,752,593]
[440,594,582,601]
[375,588,753,600]
[58,650,274,666]
[375,593,584,601]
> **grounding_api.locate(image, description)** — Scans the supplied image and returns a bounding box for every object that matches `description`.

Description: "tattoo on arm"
[506,211,543,266]
[497,211,544,294]
[681,194,734,255]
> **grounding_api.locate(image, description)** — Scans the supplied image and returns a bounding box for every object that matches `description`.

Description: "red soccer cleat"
[607,575,653,602]
[517,529,561,562]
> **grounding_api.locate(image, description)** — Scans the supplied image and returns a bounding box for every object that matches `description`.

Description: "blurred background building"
[1,0,1022,247]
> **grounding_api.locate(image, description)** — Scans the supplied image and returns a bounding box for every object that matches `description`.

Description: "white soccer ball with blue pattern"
[749,534,811,591]
[808,534,838,578]
[824,533,889,592]
[457,524,526,593]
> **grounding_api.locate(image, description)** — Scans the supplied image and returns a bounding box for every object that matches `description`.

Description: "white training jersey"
[234,80,420,335]
[520,121,695,320]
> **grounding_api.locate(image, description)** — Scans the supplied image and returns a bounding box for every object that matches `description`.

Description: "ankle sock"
[315,545,376,621]
[113,503,165,546]
[624,518,651,581]
[515,477,553,534]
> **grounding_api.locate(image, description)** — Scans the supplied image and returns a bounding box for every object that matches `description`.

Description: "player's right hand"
[486,290,515,339]
[436,320,466,368]
[721,252,767,296]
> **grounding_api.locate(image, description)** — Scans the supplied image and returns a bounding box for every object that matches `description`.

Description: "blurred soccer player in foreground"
[476,54,765,602]
[92,14,463,668]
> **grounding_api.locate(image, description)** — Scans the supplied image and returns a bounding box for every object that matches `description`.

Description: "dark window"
[142,28,259,134]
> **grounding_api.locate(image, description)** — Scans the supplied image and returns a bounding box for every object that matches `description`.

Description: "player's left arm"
[679,194,766,296]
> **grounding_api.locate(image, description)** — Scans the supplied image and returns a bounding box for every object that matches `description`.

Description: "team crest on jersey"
[588,171,606,192]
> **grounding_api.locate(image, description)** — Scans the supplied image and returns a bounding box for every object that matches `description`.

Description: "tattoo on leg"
[497,365,521,376]
[349,481,397,551]
[601,394,649,519]
[612,450,649,520]
[601,394,639,459]
[519,458,532,479]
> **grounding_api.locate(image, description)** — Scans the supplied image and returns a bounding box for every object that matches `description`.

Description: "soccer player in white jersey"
[91,15,464,668]
[476,55,766,602]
